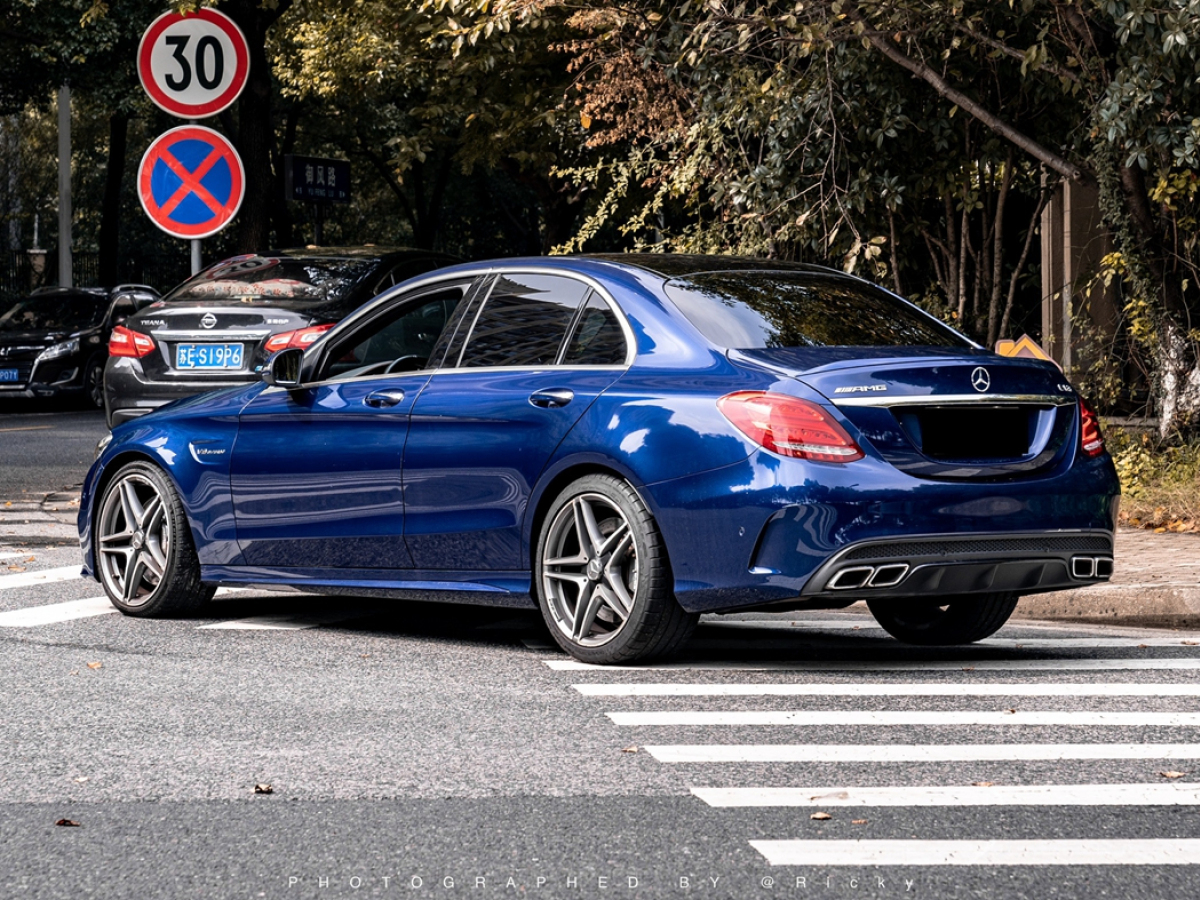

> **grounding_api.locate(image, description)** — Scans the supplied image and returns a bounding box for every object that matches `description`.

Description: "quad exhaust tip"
[827,563,910,591]
[1072,556,1114,580]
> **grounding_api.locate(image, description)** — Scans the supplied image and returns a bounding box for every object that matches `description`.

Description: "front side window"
[457,274,590,368]
[319,284,468,380]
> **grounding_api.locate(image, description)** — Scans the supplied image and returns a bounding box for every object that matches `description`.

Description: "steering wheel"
[384,355,427,374]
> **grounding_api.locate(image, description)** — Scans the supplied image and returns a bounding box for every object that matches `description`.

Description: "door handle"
[363,389,406,408]
[529,388,574,409]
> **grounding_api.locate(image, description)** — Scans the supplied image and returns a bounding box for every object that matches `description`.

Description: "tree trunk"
[98,112,128,286]
[222,0,293,253]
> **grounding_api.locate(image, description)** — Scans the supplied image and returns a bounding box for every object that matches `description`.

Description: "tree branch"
[841,2,1090,183]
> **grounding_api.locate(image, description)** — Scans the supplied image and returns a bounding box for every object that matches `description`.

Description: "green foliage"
[1107,425,1200,526]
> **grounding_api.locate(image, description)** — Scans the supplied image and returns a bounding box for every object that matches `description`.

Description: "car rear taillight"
[1080,399,1105,457]
[264,324,334,354]
[718,391,864,462]
[108,325,156,358]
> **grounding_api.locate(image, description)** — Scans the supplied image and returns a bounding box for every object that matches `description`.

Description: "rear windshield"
[663,272,972,349]
[0,294,106,332]
[162,256,379,307]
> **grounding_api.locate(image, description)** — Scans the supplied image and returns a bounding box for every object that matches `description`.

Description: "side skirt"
[199,565,535,609]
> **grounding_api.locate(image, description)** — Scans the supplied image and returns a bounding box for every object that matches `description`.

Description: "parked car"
[0,285,160,408]
[103,246,456,428]
[79,255,1120,664]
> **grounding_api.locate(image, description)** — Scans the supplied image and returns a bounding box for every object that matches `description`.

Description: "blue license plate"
[0,368,19,383]
[176,343,244,369]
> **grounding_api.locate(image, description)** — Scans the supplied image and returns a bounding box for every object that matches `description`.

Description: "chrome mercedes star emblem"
[200,313,217,329]
[971,366,991,392]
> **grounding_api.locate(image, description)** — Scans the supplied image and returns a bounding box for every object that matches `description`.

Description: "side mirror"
[262,347,305,388]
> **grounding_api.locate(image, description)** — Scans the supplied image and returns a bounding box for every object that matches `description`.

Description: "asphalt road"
[3,409,1200,898]
[0,405,107,500]
[3,540,1200,899]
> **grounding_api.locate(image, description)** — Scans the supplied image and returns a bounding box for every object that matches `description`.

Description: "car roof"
[579,253,844,279]
[269,246,455,262]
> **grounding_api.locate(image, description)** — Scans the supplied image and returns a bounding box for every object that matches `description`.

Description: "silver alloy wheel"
[541,492,638,647]
[97,472,170,607]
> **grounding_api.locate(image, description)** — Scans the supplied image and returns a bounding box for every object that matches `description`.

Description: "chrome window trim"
[831,393,1076,408]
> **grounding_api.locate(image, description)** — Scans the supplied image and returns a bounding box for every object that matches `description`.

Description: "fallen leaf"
[1159,771,1188,779]
[621,745,639,754]
[1154,527,1167,534]
[360,654,370,658]
[962,667,976,672]
[86,662,102,670]
[1005,708,1017,714]
[1138,644,1149,649]
[809,791,849,801]
[54,819,80,827]
[253,783,274,794]
[1183,641,1199,646]
[7,565,24,572]
[972,781,995,787]
[72,777,88,783]
[25,556,35,562]
[68,670,78,676]
[810,811,832,821]
[852,819,868,825]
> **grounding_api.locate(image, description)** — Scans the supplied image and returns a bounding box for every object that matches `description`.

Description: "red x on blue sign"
[138,125,244,239]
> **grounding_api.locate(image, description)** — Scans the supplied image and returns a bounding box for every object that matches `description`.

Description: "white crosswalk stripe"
[577,682,1200,697]
[0,565,84,590]
[750,839,1200,866]
[545,626,1200,869]
[607,710,1200,727]
[548,657,1200,671]
[0,595,116,627]
[645,743,1200,763]
[694,783,1200,807]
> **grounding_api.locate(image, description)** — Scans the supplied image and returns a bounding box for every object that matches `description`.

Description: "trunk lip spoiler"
[831,392,1075,408]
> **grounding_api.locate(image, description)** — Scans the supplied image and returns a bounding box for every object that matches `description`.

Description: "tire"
[534,474,697,664]
[866,592,1020,645]
[94,461,215,617]
[83,359,105,409]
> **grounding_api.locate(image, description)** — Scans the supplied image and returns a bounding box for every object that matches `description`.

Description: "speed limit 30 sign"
[138,9,249,118]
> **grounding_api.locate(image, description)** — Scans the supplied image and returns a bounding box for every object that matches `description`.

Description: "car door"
[402,272,632,571]
[228,277,479,569]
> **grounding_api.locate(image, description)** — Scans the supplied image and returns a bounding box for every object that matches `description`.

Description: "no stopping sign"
[138,9,249,118]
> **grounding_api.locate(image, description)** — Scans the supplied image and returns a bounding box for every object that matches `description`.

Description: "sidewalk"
[1014,526,1200,629]
[3,490,1198,627]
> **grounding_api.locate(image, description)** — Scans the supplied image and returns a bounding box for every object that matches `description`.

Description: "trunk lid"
[730,348,1079,479]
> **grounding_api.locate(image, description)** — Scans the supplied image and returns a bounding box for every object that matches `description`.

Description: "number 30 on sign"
[138,9,249,119]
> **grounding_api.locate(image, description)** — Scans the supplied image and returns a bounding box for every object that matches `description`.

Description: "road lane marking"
[695,783,1200,807]
[576,683,1200,697]
[547,659,1200,672]
[0,552,33,561]
[0,425,53,433]
[198,610,367,630]
[0,596,116,627]
[606,711,1200,727]
[749,839,1200,866]
[646,743,1200,763]
[0,565,84,590]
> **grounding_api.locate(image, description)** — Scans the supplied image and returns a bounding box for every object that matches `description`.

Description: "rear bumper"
[798,531,1113,600]
[643,447,1121,613]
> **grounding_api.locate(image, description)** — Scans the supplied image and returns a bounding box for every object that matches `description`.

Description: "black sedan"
[103,247,455,428]
[0,285,160,408]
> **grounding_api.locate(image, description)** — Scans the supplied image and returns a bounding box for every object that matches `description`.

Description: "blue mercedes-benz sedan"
[78,254,1119,663]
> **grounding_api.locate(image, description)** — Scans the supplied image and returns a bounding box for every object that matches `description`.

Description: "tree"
[444,0,1200,432]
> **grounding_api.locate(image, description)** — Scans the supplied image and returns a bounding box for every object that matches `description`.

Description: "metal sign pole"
[191,239,202,275]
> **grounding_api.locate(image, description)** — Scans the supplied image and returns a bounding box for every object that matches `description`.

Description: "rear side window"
[458,274,590,368]
[663,272,972,349]
[562,295,628,365]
